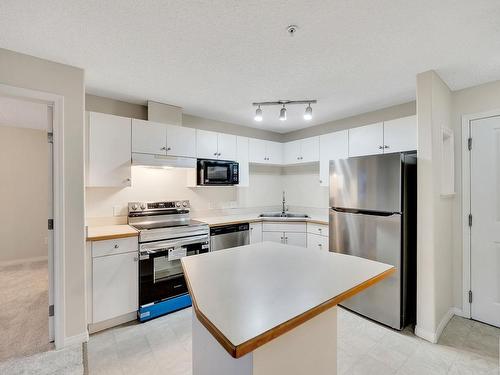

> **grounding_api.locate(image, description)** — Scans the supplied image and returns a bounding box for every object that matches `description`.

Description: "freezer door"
[329,209,402,329]
[329,153,402,212]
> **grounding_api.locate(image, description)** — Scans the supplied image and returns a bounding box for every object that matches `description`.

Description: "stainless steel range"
[128,200,209,322]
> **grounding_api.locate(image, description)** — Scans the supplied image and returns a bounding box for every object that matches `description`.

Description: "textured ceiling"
[0,96,48,130]
[1,1,500,132]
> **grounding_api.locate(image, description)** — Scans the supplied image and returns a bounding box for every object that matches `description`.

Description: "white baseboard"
[63,330,89,347]
[0,256,48,267]
[415,308,455,343]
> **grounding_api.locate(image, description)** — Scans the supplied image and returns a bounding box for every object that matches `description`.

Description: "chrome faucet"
[282,191,287,214]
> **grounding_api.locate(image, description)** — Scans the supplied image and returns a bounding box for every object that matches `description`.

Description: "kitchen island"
[181,242,394,375]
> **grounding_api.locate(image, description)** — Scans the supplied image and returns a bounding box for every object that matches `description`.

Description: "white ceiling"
[1,1,500,133]
[0,96,48,130]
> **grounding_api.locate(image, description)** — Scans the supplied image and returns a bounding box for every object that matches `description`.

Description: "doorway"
[0,95,54,360]
[464,113,500,328]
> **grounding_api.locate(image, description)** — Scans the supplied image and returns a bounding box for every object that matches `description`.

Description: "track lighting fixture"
[304,104,312,120]
[254,105,263,122]
[279,105,287,121]
[252,100,316,122]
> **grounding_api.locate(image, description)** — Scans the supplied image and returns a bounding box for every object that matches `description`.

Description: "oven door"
[139,234,209,307]
[197,159,239,185]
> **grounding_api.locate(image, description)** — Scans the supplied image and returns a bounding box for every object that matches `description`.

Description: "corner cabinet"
[248,139,283,164]
[283,136,319,165]
[196,130,237,161]
[87,112,132,187]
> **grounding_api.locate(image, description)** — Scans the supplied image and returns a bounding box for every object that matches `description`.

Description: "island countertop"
[181,242,394,358]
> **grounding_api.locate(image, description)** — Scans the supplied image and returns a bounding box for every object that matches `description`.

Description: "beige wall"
[0,48,86,340]
[0,126,48,263]
[86,94,147,120]
[282,101,416,141]
[415,71,454,341]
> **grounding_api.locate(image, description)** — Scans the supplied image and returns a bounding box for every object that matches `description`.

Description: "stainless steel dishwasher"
[210,223,250,251]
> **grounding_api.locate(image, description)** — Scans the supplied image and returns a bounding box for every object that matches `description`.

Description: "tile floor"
[87,307,499,375]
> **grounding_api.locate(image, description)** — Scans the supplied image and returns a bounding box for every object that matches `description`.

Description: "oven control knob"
[182,201,188,207]
[176,201,181,208]
[131,204,138,210]
[140,203,147,210]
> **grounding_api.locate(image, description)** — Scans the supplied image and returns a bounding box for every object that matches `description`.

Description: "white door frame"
[461,108,500,319]
[0,83,66,349]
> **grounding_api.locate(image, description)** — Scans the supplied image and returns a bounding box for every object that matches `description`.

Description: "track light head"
[279,105,287,121]
[304,104,313,120]
[254,106,263,122]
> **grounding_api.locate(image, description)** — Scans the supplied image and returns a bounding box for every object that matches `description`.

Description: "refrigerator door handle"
[330,207,401,217]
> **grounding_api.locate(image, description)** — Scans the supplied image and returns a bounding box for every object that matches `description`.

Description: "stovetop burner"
[131,219,206,231]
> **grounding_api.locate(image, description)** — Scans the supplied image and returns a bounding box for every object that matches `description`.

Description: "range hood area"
[132,153,196,169]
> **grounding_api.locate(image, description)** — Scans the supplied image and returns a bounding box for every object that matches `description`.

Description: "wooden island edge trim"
[183,261,395,359]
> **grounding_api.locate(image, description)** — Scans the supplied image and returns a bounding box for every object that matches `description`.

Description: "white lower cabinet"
[249,222,262,243]
[262,222,307,247]
[307,233,329,251]
[91,239,138,324]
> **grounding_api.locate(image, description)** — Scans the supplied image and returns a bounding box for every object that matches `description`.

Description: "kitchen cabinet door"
[217,133,237,161]
[88,112,132,187]
[196,130,219,159]
[266,141,283,164]
[132,119,167,155]
[283,232,307,247]
[383,115,417,153]
[307,233,329,251]
[300,136,320,163]
[236,136,249,187]
[262,231,284,244]
[249,138,268,163]
[166,125,196,157]
[92,251,138,323]
[348,122,384,157]
[249,222,262,243]
[283,140,301,164]
[319,130,348,186]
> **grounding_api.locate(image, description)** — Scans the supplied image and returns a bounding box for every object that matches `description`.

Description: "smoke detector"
[287,25,298,36]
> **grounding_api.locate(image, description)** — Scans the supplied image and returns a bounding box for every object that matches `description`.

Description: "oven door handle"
[140,234,209,254]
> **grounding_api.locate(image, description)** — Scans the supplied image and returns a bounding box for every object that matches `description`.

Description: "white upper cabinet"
[236,136,249,187]
[248,139,283,164]
[217,133,237,161]
[132,119,167,155]
[87,112,132,187]
[196,130,236,160]
[166,125,196,157]
[348,122,384,157]
[319,130,348,186]
[249,138,268,163]
[283,137,319,164]
[132,119,196,158]
[265,141,283,164]
[283,140,301,164]
[196,130,219,159]
[383,115,417,153]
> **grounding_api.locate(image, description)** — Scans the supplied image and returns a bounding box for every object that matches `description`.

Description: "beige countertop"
[181,242,394,358]
[86,225,138,241]
[193,213,329,227]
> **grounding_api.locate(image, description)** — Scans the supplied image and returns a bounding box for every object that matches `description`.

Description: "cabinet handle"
[214,152,217,156]
[378,146,384,150]
[318,228,322,232]
[319,244,322,249]
[114,244,119,249]
[218,153,221,156]
[384,145,390,149]
[161,146,167,151]
[296,157,299,160]
[167,147,171,151]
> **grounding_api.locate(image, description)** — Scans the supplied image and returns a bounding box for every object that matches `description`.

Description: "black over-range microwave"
[197,159,239,185]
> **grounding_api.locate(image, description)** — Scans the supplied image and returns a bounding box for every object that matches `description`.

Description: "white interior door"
[470,115,500,328]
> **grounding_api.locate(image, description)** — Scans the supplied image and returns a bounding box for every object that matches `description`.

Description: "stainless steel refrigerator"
[329,152,416,330]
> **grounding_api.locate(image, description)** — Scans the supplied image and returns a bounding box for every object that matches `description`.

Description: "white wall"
[0,48,86,340]
[0,125,48,263]
[282,164,329,210]
[415,70,454,342]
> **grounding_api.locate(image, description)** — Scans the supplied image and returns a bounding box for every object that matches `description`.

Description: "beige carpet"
[0,260,53,362]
